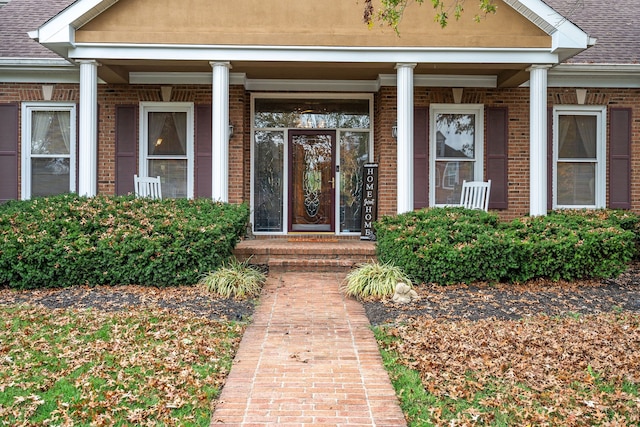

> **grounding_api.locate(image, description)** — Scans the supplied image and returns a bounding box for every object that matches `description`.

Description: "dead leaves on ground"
[381,312,640,426]
[0,304,245,426]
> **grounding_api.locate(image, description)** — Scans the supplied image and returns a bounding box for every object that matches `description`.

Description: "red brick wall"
[2,83,639,222]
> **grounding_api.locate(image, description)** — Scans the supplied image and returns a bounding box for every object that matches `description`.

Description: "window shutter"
[413,107,428,209]
[0,104,19,202]
[115,105,137,196]
[195,104,212,198]
[486,107,508,209]
[609,108,631,209]
[547,107,553,211]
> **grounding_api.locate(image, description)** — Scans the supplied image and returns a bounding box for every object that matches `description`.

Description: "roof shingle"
[0,0,75,58]
[543,0,640,64]
[0,0,637,65]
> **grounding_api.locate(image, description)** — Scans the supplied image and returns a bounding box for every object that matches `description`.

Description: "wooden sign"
[360,163,378,240]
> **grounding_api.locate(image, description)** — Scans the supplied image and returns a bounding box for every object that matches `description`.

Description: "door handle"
[331,177,335,189]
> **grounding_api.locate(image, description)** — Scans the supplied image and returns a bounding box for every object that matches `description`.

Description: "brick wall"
[2,83,639,221]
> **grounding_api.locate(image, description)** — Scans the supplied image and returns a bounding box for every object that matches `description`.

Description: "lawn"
[0,303,245,426]
[375,312,640,426]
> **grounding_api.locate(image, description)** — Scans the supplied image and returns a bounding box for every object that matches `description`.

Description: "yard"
[366,263,640,426]
[0,286,254,427]
[1,266,639,426]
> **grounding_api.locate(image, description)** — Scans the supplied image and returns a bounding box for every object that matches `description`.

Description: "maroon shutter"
[195,104,212,198]
[0,104,19,202]
[486,107,508,209]
[115,105,137,196]
[547,107,553,211]
[413,107,428,209]
[609,108,631,209]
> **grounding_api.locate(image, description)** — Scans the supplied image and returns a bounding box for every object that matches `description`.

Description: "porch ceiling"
[97,59,532,87]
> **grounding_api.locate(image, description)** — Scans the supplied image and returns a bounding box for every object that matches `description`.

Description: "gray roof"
[0,0,75,58]
[0,0,637,65]
[543,0,640,64]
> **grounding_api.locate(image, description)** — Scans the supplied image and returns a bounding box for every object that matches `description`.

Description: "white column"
[528,65,551,216]
[210,61,231,202]
[78,60,99,197]
[396,63,416,214]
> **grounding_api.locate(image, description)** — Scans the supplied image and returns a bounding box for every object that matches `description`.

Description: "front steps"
[233,236,377,273]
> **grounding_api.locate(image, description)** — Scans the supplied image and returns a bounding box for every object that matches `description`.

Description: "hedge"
[375,208,638,285]
[0,194,249,289]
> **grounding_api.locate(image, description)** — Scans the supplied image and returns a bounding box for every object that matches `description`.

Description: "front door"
[289,130,336,232]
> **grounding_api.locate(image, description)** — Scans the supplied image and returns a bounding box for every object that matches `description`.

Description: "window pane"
[31,111,71,155]
[434,161,474,204]
[340,132,369,233]
[254,131,284,232]
[558,115,597,159]
[557,162,596,206]
[31,158,70,197]
[149,159,187,198]
[435,113,475,159]
[148,112,187,156]
[254,99,370,129]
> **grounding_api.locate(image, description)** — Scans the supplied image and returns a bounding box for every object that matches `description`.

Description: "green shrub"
[342,261,412,300]
[374,207,638,285]
[0,194,249,289]
[199,257,266,299]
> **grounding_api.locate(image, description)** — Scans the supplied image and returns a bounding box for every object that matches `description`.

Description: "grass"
[374,312,640,426]
[0,304,245,426]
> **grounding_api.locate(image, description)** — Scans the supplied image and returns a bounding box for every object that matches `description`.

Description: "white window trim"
[139,102,195,199]
[250,93,374,235]
[552,105,606,209]
[429,104,484,207]
[21,102,77,200]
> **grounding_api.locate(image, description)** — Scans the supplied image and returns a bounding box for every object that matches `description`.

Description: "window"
[21,102,76,199]
[430,104,484,206]
[140,102,194,198]
[553,106,606,208]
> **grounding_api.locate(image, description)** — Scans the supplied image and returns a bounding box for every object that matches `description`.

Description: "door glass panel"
[254,131,284,232]
[340,132,369,233]
[290,133,334,231]
[148,159,187,198]
[434,161,474,205]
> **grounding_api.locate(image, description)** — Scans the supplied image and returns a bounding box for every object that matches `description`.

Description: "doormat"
[287,237,339,243]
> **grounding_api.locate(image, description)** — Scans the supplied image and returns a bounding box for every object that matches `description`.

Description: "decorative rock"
[392,282,419,304]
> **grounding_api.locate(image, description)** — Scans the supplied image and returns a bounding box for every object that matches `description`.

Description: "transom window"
[553,106,606,208]
[140,102,194,199]
[430,104,484,206]
[21,102,76,199]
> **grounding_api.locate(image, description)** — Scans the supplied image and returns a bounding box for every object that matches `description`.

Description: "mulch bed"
[2,262,640,325]
[0,284,256,321]
[364,261,640,326]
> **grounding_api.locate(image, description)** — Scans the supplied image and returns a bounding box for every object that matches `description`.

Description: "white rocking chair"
[459,180,491,211]
[134,174,162,199]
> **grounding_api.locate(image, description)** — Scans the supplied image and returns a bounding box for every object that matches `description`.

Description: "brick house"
[0,0,637,236]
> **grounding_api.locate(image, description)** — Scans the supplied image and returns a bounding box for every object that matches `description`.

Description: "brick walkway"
[211,272,407,427]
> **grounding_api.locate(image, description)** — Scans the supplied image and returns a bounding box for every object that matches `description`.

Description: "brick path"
[211,272,407,427]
